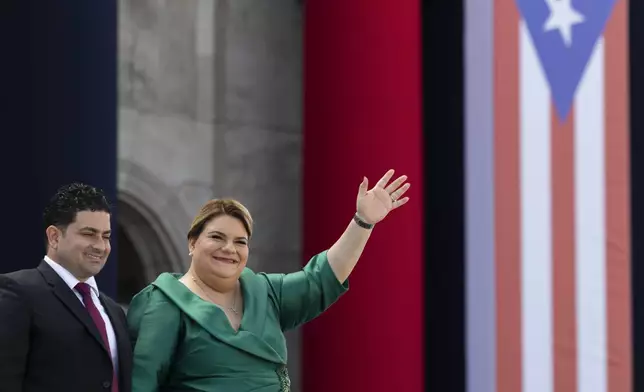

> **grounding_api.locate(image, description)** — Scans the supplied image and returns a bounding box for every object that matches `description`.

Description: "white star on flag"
[543,0,585,47]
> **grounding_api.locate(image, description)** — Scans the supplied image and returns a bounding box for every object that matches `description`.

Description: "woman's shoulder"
[240,267,279,295]
[126,274,187,333]
[128,273,185,313]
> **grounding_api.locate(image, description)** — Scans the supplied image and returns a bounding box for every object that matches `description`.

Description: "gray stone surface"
[118,1,304,390]
[224,0,303,130]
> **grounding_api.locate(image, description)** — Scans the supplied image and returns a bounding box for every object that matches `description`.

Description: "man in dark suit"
[0,183,132,392]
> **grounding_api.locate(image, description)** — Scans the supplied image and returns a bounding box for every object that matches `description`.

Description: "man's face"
[47,211,112,281]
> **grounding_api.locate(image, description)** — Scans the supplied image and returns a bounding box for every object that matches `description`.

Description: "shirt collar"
[43,255,100,297]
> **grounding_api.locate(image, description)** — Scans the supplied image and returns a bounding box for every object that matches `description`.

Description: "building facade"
[116,1,305,389]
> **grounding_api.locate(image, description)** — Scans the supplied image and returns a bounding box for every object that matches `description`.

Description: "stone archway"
[116,192,184,306]
[115,224,146,305]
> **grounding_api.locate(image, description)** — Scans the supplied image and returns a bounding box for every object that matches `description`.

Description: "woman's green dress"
[127,251,349,392]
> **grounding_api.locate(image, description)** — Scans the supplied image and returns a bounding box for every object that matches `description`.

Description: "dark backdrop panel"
[1,1,118,297]
[423,0,465,392]
[630,0,644,389]
[423,1,466,392]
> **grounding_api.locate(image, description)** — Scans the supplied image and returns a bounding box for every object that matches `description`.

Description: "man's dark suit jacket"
[0,261,133,392]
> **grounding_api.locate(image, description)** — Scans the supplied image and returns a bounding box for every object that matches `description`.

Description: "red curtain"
[302,1,423,391]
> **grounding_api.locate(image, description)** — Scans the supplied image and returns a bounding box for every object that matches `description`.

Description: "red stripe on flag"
[494,1,521,391]
[604,1,632,391]
[551,107,577,392]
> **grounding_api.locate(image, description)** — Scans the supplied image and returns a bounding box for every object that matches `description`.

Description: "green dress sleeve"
[263,250,349,331]
[127,286,182,392]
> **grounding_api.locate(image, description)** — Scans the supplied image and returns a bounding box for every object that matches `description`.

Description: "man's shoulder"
[1,266,44,287]
[0,267,48,305]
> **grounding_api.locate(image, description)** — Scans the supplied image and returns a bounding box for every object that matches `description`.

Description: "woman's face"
[190,215,249,281]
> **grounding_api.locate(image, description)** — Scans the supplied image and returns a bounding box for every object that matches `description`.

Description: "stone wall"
[117,0,304,389]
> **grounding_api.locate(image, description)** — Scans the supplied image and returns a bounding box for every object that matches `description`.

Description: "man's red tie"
[75,282,119,392]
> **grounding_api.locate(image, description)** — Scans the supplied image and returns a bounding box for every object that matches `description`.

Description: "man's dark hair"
[43,182,112,247]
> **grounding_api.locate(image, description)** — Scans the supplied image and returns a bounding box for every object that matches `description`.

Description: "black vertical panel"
[1,1,118,297]
[630,0,644,388]
[423,1,466,392]
[0,1,38,266]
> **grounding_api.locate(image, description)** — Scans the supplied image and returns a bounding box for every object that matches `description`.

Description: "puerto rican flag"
[466,0,631,392]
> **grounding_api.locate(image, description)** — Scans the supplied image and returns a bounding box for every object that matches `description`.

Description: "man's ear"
[45,225,62,250]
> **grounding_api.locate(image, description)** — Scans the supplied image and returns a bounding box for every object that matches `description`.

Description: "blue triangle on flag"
[514,0,618,120]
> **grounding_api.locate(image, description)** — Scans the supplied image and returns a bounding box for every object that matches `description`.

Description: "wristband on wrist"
[353,213,374,229]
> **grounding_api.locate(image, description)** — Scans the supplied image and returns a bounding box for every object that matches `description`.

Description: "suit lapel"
[152,272,285,364]
[37,261,109,354]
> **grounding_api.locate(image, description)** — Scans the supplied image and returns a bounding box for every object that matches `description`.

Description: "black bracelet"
[353,213,374,229]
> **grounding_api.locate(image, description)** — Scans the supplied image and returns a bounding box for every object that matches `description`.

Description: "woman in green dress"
[127,169,411,392]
